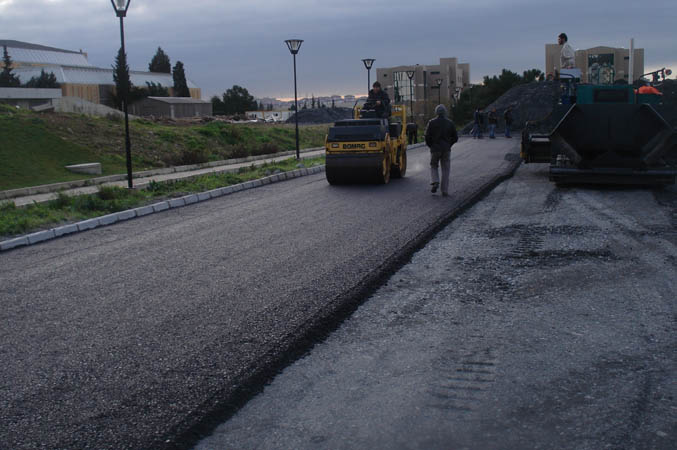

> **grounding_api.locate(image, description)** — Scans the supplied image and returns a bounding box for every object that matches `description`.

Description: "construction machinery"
[522,67,677,185]
[325,103,408,184]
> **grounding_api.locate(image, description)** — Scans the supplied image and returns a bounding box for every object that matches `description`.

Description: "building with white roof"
[0,40,201,106]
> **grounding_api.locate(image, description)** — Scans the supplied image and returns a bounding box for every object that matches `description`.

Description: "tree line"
[113,46,191,109]
[1,46,61,88]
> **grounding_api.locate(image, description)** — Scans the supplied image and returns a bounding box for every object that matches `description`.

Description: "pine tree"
[113,47,132,109]
[148,47,171,73]
[331,99,335,109]
[0,45,21,87]
[311,95,315,109]
[172,61,190,97]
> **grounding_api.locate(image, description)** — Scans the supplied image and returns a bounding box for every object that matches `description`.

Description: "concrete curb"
[0,147,325,200]
[0,165,327,253]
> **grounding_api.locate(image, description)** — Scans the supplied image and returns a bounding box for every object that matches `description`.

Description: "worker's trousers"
[430,150,451,194]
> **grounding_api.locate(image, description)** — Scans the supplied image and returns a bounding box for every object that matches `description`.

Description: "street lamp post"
[111,0,133,188]
[285,39,303,159]
[436,78,443,105]
[406,70,415,123]
[362,59,375,94]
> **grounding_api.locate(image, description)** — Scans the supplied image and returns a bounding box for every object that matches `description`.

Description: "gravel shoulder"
[197,164,677,450]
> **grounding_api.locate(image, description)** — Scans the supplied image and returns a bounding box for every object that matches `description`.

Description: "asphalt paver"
[197,164,677,450]
[0,138,519,449]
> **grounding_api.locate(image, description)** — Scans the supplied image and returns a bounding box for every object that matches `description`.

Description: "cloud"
[2,0,675,98]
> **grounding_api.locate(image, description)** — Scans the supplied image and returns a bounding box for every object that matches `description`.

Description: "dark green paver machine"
[522,69,677,185]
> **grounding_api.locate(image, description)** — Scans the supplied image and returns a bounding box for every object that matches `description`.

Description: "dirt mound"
[287,108,353,124]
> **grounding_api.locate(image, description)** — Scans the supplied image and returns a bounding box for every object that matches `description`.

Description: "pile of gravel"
[461,81,560,134]
[287,107,353,125]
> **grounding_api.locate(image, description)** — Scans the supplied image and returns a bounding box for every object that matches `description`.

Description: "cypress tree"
[172,61,190,97]
[113,47,132,109]
[0,45,21,87]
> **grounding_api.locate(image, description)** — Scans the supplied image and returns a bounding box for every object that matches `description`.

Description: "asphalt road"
[0,138,519,449]
[197,164,677,450]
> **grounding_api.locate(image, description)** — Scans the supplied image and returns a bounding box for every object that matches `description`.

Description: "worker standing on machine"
[366,81,391,118]
[558,33,575,69]
[425,105,458,197]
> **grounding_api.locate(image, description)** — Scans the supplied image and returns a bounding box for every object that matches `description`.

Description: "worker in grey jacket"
[424,104,458,196]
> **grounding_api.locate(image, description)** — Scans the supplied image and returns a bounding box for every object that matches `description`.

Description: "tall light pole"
[406,70,415,123]
[110,0,133,189]
[362,59,375,94]
[436,78,443,105]
[285,39,303,159]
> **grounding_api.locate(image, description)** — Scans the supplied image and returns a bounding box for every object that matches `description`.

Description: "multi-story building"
[545,44,644,83]
[0,40,201,106]
[375,57,471,119]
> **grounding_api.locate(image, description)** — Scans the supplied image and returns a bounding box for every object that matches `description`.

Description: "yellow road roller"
[325,104,408,184]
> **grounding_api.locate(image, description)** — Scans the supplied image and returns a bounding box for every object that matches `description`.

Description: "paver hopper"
[522,83,677,185]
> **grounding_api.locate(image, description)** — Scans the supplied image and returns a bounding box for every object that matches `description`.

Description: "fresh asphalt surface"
[0,138,519,449]
[198,164,677,450]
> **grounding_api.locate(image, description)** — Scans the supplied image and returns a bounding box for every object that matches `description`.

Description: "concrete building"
[128,97,212,119]
[0,87,61,109]
[0,40,201,107]
[376,58,470,119]
[545,44,644,83]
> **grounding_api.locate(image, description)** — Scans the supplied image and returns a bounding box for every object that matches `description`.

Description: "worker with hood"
[425,104,458,196]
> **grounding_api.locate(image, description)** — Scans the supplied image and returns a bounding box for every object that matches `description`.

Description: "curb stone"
[0,164,328,253]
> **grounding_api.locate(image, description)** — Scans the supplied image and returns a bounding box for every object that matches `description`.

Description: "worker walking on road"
[425,104,458,197]
[472,108,483,139]
[488,108,498,139]
[504,106,514,138]
[406,122,418,145]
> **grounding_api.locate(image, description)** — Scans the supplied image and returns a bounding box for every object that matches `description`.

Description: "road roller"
[325,104,408,184]
[522,69,677,185]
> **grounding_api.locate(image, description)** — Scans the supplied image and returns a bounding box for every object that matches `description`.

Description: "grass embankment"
[0,104,328,191]
[0,156,325,238]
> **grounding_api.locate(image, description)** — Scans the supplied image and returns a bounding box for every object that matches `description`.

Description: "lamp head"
[362,58,375,70]
[285,39,303,55]
[111,0,131,17]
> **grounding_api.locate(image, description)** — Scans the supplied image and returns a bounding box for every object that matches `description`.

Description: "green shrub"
[50,192,72,209]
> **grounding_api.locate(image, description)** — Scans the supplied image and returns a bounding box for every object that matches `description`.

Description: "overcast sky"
[1,0,675,99]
